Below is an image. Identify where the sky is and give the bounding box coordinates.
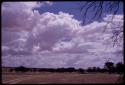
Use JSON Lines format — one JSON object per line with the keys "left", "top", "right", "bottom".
{"left": 2, "top": 1, "right": 123, "bottom": 69}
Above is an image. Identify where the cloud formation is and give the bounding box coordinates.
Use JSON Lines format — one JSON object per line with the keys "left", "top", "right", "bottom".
{"left": 2, "top": 2, "right": 52, "bottom": 31}
{"left": 2, "top": 2, "right": 123, "bottom": 68}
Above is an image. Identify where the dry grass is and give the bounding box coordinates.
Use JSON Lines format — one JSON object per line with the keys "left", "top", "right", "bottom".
{"left": 2, "top": 72, "right": 122, "bottom": 84}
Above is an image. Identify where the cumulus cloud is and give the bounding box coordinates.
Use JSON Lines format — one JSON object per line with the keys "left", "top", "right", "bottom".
{"left": 2, "top": 2, "right": 123, "bottom": 68}
{"left": 2, "top": 2, "right": 53, "bottom": 31}
{"left": 103, "top": 14, "right": 123, "bottom": 22}
{"left": 24, "top": 11, "right": 81, "bottom": 52}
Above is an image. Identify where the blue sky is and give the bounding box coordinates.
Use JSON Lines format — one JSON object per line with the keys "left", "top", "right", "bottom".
{"left": 35, "top": 2, "right": 83, "bottom": 20}
{"left": 35, "top": 1, "right": 123, "bottom": 24}
{"left": 2, "top": 1, "right": 123, "bottom": 68}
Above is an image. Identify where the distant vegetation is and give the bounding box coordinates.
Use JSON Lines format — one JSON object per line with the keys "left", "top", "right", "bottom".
{"left": 7, "top": 61, "right": 124, "bottom": 74}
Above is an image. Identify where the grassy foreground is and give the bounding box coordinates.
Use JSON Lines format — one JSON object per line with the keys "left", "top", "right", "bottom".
{"left": 2, "top": 72, "right": 123, "bottom": 84}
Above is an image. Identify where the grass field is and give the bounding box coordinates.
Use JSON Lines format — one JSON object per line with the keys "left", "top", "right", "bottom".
{"left": 2, "top": 72, "right": 122, "bottom": 84}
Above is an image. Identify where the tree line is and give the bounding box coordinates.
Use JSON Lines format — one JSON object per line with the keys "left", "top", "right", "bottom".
{"left": 9, "top": 61, "right": 124, "bottom": 74}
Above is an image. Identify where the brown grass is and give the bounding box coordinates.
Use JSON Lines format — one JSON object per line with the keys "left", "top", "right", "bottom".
{"left": 2, "top": 72, "right": 121, "bottom": 84}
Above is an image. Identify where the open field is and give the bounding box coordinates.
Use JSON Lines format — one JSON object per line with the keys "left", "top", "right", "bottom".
{"left": 2, "top": 72, "right": 122, "bottom": 84}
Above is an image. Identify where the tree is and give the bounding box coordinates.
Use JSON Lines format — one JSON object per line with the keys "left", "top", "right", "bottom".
{"left": 104, "top": 61, "right": 115, "bottom": 73}
{"left": 77, "top": 68, "right": 85, "bottom": 74}
{"left": 96, "top": 67, "right": 101, "bottom": 72}
{"left": 87, "top": 67, "right": 93, "bottom": 72}
{"left": 15, "top": 66, "right": 29, "bottom": 72}
{"left": 80, "top": 1, "right": 122, "bottom": 23}
{"left": 80, "top": 1, "right": 123, "bottom": 46}
{"left": 92, "top": 67, "right": 97, "bottom": 72}
{"left": 115, "top": 62, "right": 124, "bottom": 73}
{"left": 67, "top": 67, "right": 75, "bottom": 72}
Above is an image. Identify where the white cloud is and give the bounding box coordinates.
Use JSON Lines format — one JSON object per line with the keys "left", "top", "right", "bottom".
{"left": 2, "top": 2, "right": 53, "bottom": 32}
{"left": 2, "top": 2, "right": 123, "bottom": 68}
{"left": 103, "top": 14, "right": 123, "bottom": 22}
{"left": 24, "top": 11, "right": 82, "bottom": 52}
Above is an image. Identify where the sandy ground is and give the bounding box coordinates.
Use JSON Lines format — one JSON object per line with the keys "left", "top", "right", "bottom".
{"left": 2, "top": 72, "right": 122, "bottom": 84}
